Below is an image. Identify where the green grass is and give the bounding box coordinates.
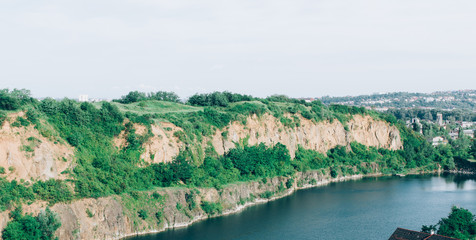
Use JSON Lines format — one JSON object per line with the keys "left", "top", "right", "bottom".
{"left": 467, "top": 159, "right": 476, "bottom": 163}
{"left": 94, "top": 100, "right": 203, "bottom": 115}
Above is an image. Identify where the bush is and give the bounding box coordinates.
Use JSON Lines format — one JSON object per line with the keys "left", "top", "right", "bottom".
{"left": 2, "top": 207, "right": 61, "bottom": 240}
{"left": 86, "top": 209, "right": 94, "bottom": 218}
{"left": 286, "top": 178, "right": 294, "bottom": 189}
{"left": 260, "top": 191, "right": 274, "bottom": 199}
{"left": 32, "top": 180, "right": 73, "bottom": 205}
{"left": 330, "top": 168, "right": 338, "bottom": 178}
{"left": 200, "top": 201, "right": 223, "bottom": 216}
{"left": 152, "top": 192, "right": 161, "bottom": 199}
{"left": 185, "top": 192, "right": 196, "bottom": 210}
{"left": 138, "top": 209, "right": 148, "bottom": 220}
{"left": 0, "top": 111, "right": 7, "bottom": 126}
{"left": 155, "top": 211, "right": 163, "bottom": 223}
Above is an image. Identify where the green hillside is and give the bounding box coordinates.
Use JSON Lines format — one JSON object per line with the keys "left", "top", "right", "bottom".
{"left": 0, "top": 89, "right": 475, "bottom": 239}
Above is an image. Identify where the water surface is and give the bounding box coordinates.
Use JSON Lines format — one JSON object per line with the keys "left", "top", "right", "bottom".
{"left": 127, "top": 174, "right": 476, "bottom": 240}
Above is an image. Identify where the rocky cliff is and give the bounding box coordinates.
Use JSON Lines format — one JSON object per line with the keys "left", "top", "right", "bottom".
{"left": 0, "top": 112, "right": 403, "bottom": 240}
{"left": 133, "top": 114, "right": 402, "bottom": 164}
{"left": 0, "top": 112, "right": 74, "bottom": 181}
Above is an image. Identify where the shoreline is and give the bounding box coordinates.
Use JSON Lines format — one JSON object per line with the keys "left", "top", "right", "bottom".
{"left": 121, "top": 170, "right": 476, "bottom": 240}
{"left": 120, "top": 173, "right": 383, "bottom": 240}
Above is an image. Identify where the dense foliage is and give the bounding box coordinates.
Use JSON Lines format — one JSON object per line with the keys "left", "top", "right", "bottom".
{"left": 387, "top": 108, "right": 476, "bottom": 122}
{"left": 187, "top": 92, "right": 253, "bottom": 107}
{"left": 2, "top": 207, "right": 61, "bottom": 240}
{"left": 0, "top": 89, "right": 37, "bottom": 111}
{"left": 114, "top": 91, "right": 181, "bottom": 104}
{"left": 422, "top": 206, "right": 476, "bottom": 239}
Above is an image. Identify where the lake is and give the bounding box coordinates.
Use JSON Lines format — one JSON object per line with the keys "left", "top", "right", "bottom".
{"left": 126, "top": 174, "right": 476, "bottom": 240}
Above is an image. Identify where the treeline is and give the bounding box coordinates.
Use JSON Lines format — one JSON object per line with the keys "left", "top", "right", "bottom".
{"left": 187, "top": 92, "right": 254, "bottom": 107}
{"left": 387, "top": 108, "right": 476, "bottom": 122}
{"left": 114, "top": 91, "right": 181, "bottom": 104}
{"left": 0, "top": 89, "right": 37, "bottom": 111}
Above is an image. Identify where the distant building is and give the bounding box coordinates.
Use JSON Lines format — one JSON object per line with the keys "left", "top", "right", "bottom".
{"left": 463, "top": 129, "right": 474, "bottom": 138}
{"left": 79, "top": 95, "right": 89, "bottom": 102}
{"left": 388, "top": 228, "right": 458, "bottom": 240}
{"left": 449, "top": 132, "right": 459, "bottom": 140}
{"left": 432, "top": 136, "right": 447, "bottom": 146}
{"left": 436, "top": 113, "right": 443, "bottom": 126}
{"left": 461, "top": 121, "right": 474, "bottom": 128}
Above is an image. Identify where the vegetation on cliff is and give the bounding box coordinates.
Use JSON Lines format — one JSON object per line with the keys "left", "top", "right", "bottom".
{"left": 0, "top": 88, "right": 474, "bottom": 238}
{"left": 0, "top": 89, "right": 470, "bottom": 203}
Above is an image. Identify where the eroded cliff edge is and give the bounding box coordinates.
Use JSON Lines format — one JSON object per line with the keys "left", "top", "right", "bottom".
{"left": 0, "top": 113, "right": 402, "bottom": 239}
{"left": 127, "top": 114, "right": 402, "bottom": 164}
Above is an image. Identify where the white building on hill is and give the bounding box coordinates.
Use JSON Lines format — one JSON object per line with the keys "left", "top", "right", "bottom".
{"left": 79, "top": 95, "right": 89, "bottom": 102}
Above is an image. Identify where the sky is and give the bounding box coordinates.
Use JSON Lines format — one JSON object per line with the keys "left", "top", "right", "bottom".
{"left": 1, "top": 0, "right": 475, "bottom": 100}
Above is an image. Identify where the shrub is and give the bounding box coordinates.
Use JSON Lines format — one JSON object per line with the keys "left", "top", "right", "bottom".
{"left": 260, "top": 191, "right": 274, "bottom": 199}
{"left": 32, "top": 180, "right": 73, "bottom": 205}
{"left": 0, "top": 111, "right": 6, "bottom": 126}
{"left": 185, "top": 192, "right": 196, "bottom": 210}
{"left": 155, "top": 211, "right": 163, "bottom": 223}
{"left": 286, "top": 178, "right": 294, "bottom": 189}
{"left": 200, "top": 201, "right": 223, "bottom": 216}
{"left": 330, "top": 168, "right": 338, "bottom": 178}
{"left": 86, "top": 209, "right": 94, "bottom": 218}
{"left": 138, "top": 209, "right": 148, "bottom": 220}
{"left": 152, "top": 192, "right": 161, "bottom": 199}
{"left": 2, "top": 207, "right": 61, "bottom": 240}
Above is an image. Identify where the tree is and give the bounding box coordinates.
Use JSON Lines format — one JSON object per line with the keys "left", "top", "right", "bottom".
{"left": 36, "top": 207, "right": 61, "bottom": 240}
{"left": 2, "top": 207, "right": 61, "bottom": 240}
{"left": 437, "top": 206, "right": 476, "bottom": 239}
{"left": 422, "top": 206, "right": 476, "bottom": 239}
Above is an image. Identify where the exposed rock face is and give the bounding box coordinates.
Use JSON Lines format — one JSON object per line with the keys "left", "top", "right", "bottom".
{"left": 138, "top": 114, "right": 402, "bottom": 164}
{"left": 0, "top": 112, "right": 403, "bottom": 240}
{"left": 0, "top": 112, "right": 74, "bottom": 181}
{"left": 0, "top": 171, "right": 377, "bottom": 240}
{"left": 211, "top": 114, "right": 401, "bottom": 158}
{"left": 140, "top": 123, "right": 184, "bottom": 163}
{"left": 51, "top": 198, "right": 128, "bottom": 240}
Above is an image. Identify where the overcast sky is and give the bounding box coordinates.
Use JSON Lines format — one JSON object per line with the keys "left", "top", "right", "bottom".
{"left": 1, "top": 0, "right": 475, "bottom": 100}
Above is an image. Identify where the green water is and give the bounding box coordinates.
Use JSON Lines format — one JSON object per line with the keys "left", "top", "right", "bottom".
{"left": 126, "top": 174, "right": 476, "bottom": 240}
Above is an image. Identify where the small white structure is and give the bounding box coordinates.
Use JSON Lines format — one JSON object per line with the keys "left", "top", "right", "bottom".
{"left": 432, "top": 136, "right": 446, "bottom": 146}
{"left": 79, "top": 95, "right": 89, "bottom": 102}
{"left": 461, "top": 122, "right": 474, "bottom": 128}
{"left": 449, "top": 132, "right": 459, "bottom": 140}
{"left": 463, "top": 129, "right": 474, "bottom": 138}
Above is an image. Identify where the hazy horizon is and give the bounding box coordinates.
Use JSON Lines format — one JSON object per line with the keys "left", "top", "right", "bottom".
{"left": 1, "top": 0, "right": 475, "bottom": 99}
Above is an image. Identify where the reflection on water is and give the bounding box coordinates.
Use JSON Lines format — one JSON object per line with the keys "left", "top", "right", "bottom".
{"left": 443, "top": 173, "right": 476, "bottom": 189}
{"left": 424, "top": 174, "right": 476, "bottom": 191}
{"left": 126, "top": 174, "right": 476, "bottom": 240}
